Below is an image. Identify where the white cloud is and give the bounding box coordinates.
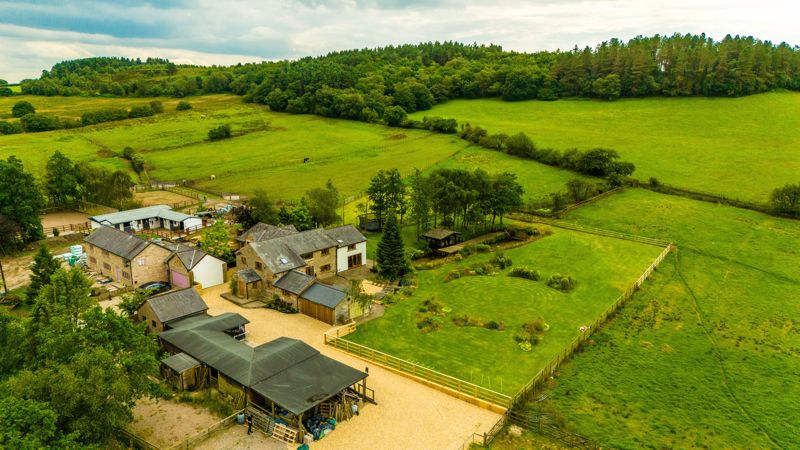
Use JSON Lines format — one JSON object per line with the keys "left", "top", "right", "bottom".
{"left": 1, "top": 0, "right": 799, "bottom": 82}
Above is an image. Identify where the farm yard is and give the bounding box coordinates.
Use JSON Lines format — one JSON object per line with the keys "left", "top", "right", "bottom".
{"left": 512, "top": 189, "right": 800, "bottom": 448}
{"left": 0, "top": 94, "right": 580, "bottom": 202}
{"left": 348, "top": 226, "right": 665, "bottom": 395}
{"left": 410, "top": 92, "right": 800, "bottom": 203}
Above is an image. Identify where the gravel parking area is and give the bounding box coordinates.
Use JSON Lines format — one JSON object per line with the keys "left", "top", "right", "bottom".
{"left": 200, "top": 284, "right": 501, "bottom": 450}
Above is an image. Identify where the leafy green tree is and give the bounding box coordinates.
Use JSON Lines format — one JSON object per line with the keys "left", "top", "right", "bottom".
{"left": 199, "top": 220, "right": 233, "bottom": 262}
{"left": 505, "top": 132, "right": 536, "bottom": 158}
{"left": 44, "top": 151, "right": 82, "bottom": 206}
{"left": 248, "top": 190, "right": 279, "bottom": 225}
{"left": 770, "top": 183, "right": 800, "bottom": 216}
{"left": 306, "top": 179, "right": 339, "bottom": 227}
{"left": 290, "top": 199, "right": 315, "bottom": 231}
{"left": 118, "top": 289, "right": 152, "bottom": 318}
{"left": 0, "top": 396, "right": 78, "bottom": 449}
{"left": 0, "top": 214, "right": 23, "bottom": 254}
{"left": 11, "top": 100, "right": 35, "bottom": 118}
{"left": 26, "top": 245, "right": 62, "bottom": 304}
{"left": 375, "top": 213, "right": 409, "bottom": 280}
{"left": 592, "top": 74, "right": 621, "bottom": 100}
{"left": 368, "top": 170, "right": 390, "bottom": 229}
{"left": 208, "top": 124, "right": 232, "bottom": 140}
{"left": 382, "top": 105, "right": 407, "bottom": 126}
{"left": 0, "top": 156, "right": 45, "bottom": 242}
{"left": 489, "top": 172, "right": 524, "bottom": 225}
{"left": 148, "top": 100, "right": 164, "bottom": 113}
{"left": 0, "top": 121, "right": 23, "bottom": 135}
{"left": 409, "top": 168, "right": 431, "bottom": 239}
{"left": 277, "top": 205, "right": 293, "bottom": 226}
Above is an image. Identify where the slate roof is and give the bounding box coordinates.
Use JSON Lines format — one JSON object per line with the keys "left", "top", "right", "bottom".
{"left": 159, "top": 242, "right": 217, "bottom": 270}
{"left": 273, "top": 270, "right": 315, "bottom": 295}
{"left": 325, "top": 225, "right": 366, "bottom": 247}
{"left": 84, "top": 226, "right": 150, "bottom": 259}
{"left": 161, "top": 352, "right": 200, "bottom": 373}
{"left": 277, "top": 228, "right": 338, "bottom": 255}
{"left": 423, "top": 228, "right": 459, "bottom": 240}
{"left": 144, "top": 288, "right": 209, "bottom": 324}
{"left": 249, "top": 240, "right": 307, "bottom": 274}
{"left": 236, "top": 268, "right": 262, "bottom": 283}
{"left": 237, "top": 223, "right": 298, "bottom": 243}
{"left": 300, "top": 282, "right": 347, "bottom": 308}
{"left": 89, "top": 204, "right": 196, "bottom": 226}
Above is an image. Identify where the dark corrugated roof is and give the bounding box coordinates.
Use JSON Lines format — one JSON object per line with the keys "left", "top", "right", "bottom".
{"left": 301, "top": 282, "right": 346, "bottom": 308}
{"left": 251, "top": 348, "right": 367, "bottom": 415}
{"left": 423, "top": 228, "right": 459, "bottom": 240}
{"left": 145, "top": 288, "right": 209, "bottom": 324}
{"left": 168, "top": 311, "right": 248, "bottom": 331}
{"left": 237, "top": 268, "right": 262, "bottom": 283}
{"left": 84, "top": 226, "right": 150, "bottom": 259}
{"left": 161, "top": 352, "right": 200, "bottom": 373}
{"left": 325, "top": 225, "right": 366, "bottom": 247}
{"left": 237, "top": 223, "right": 298, "bottom": 243}
{"left": 274, "top": 270, "right": 315, "bottom": 295}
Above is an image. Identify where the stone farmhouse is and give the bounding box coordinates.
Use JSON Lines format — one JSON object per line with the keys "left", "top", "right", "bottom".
{"left": 84, "top": 226, "right": 172, "bottom": 288}
{"left": 89, "top": 204, "right": 202, "bottom": 233}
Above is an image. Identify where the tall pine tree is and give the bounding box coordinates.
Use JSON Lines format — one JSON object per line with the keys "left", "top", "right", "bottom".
{"left": 376, "top": 213, "right": 409, "bottom": 281}
{"left": 26, "top": 245, "right": 61, "bottom": 303}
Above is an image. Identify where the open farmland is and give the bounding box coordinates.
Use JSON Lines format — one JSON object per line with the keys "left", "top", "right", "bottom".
{"left": 514, "top": 189, "right": 800, "bottom": 448}
{"left": 0, "top": 95, "right": 582, "bottom": 201}
{"left": 348, "top": 227, "right": 663, "bottom": 395}
{"left": 410, "top": 92, "right": 800, "bottom": 203}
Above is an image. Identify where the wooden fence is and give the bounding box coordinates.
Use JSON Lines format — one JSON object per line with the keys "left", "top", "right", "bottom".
{"left": 164, "top": 411, "right": 243, "bottom": 450}
{"left": 116, "top": 428, "right": 161, "bottom": 450}
{"left": 146, "top": 223, "right": 210, "bottom": 239}
{"left": 45, "top": 221, "right": 92, "bottom": 237}
{"left": 324, "top": 331, "right": 512, "bottom": 411}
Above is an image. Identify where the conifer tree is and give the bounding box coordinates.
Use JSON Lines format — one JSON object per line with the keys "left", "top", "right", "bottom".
{"left": 376, "top": 213, "right": 409, "bottom": 280}
{"left": 26, "top": 245, "right": 61, "bottom": 303}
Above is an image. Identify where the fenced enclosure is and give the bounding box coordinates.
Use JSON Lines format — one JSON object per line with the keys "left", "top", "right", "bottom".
{"left": 118, "top": 410, "right": 244, "bottom": 450}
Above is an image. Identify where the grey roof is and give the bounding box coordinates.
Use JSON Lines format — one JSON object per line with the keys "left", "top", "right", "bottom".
{"left": 237, "top": 268, "right": 262, "bottom": 283}
{"left": 325, "top": 225, "right": 366, "bottom": 247}
{"left": 301, "top": 282, "right": 347, "bottom": 308}
{"left": 423, "top": 228, "right": 459, "bottom": 240}
{"left": 168, "top": 311, "right": 247, "bottom": 331}
{"left": 251, "top": 346, "right": 368, "bottom": 415}
{"left": 84, "top": 226, "right": 150, "bottom": 259}
{"left": 161, "top": 352, "right": 200, "bottom": 373}
{"left": 159, "top": 242, "right": 218, "bottom": 270}
{"left": 274, "top": 270, "right": 315, "bottom": 295}
{"left": 276, "top": 228, "right": 338, "bottom": 256}
{"left": 237, "top": 223, "right": 298, "bottom": 243}
{"left": 144, "top": 288, "right": 209, "bottom": 324}
{"left": 249, "top": 240, "right": 307, "bottom": 274}
{"left": 90, "top": 205, "right": 196, "bottom": 225}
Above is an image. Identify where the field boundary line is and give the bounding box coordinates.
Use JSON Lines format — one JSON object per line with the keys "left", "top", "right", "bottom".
{"left": 508, "top": 213, "right": 672, "bottom": 247}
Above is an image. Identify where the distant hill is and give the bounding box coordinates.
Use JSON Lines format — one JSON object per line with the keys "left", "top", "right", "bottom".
{"left": 17, "top": 34, "right": 800, "bottom": 125}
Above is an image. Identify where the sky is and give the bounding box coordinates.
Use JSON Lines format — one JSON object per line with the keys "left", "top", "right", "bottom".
{"left": 1, "top": 0, "right": 799, "bottom": 82}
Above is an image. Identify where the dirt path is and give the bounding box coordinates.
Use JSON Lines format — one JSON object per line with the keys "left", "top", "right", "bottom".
{"left": 129, "top": 397, "right": 223, "bottom": 448}
{"left": 200, "top": 285, "right": 501, "bottom": 450}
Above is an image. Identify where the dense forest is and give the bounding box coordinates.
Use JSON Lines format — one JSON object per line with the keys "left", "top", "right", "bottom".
{"left": 18, "top": 34, "right": 800, "bottom": 118}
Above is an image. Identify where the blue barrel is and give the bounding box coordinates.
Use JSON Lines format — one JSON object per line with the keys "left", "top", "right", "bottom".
{"left": 237, "top": 412, "right": 245, "bottom": 424}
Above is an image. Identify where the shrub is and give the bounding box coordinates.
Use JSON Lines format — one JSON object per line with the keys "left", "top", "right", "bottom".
{"left": 176, "top": 100, "right": 193, "bottom": 111}
{"left": 81, "top": 108, "right": 128, "bottom": 126}
{"left": 11, "top": 100, "right": 35, "bottom": 118}
{"left": 208, "top": 124, "right": 232, "bottom": 140}
{"left": 489, "top": 251, "right": 512, "bottom": 269}
{"left": 0, "top": 120, "right": 23, "bottom": 135}
{"left": 128, "top": 104, "right": 155, "bottom": 118}
{"left": 523, "top": 318, "right": 549, "bottom": 334}
{"left": 509, "top": 266, "right": 540, "bottom": 280}
{"left": 52, "top": 227, "right": 59, "bottom": 237}
{"left": 484, "top": 320, "right": 505, "bottom": 330}
{"left": 547, "top": 273, "right": 577, "bottom": 292}
{"left": 416, "top": 315, "right": 443, "bottom": 333}
{"left": 264, "top": 294, "right": 298, "bottom": 313}
{"left": 121, "top": 146, "right": 136, "bottom": 160}
{"left": 20, "top": 113, "right": 61, "bottom": 132}
{"left": 518, "top": 341, "right": 533, "bottom": 352}
{"left": 149, "top": 100, "right": 164, "bottom": 113}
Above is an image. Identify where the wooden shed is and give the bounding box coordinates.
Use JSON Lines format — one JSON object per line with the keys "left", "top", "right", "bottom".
{"left": 298, "top": 282, "right": 347, "bottom": 325}
{"left": 161, "top": 352, "right": 201, "bottom": 391}
{"left": 422, "top": 228, "right": 460, "bottom": 249}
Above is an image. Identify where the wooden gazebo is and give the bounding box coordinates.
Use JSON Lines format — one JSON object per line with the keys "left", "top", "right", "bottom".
{"left": 422, "top": 228, "right": 460, "bottom": 249}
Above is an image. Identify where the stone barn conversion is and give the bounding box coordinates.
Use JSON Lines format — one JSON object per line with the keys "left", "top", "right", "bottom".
{"left": 84, "top": 226, "right": 171, "bottom": 288}
{"left": 158, "top": 241, "right": 227, "bottom": 289}
{"left": 137, "top": 288, "right": 209, "bottom": 334}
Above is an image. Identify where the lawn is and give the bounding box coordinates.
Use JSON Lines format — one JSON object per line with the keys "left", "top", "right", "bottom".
{"left": 410, "top": 92, "right": 800, "bottom": 203}
{"left": 347, "top": 227, "right": 663, "bottom": 395}
{"left": 0, "top": 95, "right": 581, "bottom": 203}
{"left": 518, "top": 189, "right": 800, "bottom": 448}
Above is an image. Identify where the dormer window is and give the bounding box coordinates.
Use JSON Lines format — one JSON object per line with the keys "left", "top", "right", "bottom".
{"left": 279, "top": 257, "right": 289, "bottom": 264}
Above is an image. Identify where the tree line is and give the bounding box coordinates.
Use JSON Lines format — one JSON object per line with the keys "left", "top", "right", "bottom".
{"left": 17, "top": 35, "right": 800, "bottom": 116}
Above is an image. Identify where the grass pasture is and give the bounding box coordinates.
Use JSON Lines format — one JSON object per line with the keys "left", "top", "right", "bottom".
{"left": 348, "top": 227, "right": 663, "bottom": 395}
{"left": 410, "top": 92, "right": 800, "bottom": 203}
{"left": 519, "top": 189, "right": 800, "bottom": 448}
{"left": 0, "top": 94, "right": 580, "bottom": 202}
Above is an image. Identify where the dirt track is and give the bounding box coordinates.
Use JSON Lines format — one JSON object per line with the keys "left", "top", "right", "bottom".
{"left": 199, "top": 285, "right": 501, "bottom": 450}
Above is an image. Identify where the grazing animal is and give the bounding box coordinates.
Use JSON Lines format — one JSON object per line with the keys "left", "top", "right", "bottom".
{"left": 210, "top": 174, "right": 216, "bottom": 180}
{"left": 303, "top": 157, "right": 310, "bottom": 163}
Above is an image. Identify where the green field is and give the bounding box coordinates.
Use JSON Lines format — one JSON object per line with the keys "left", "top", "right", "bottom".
{"left": 348, "top": 228, "right": 663, "bottom": 395}
{"left": 0, "top": 95, "right": 580, "bottom": 202}
{"left": 410, "top": 92, "right": 800, "bottom": 203}
{"left": 520, "top": 189, "right": 800, "bottom": 448}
